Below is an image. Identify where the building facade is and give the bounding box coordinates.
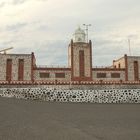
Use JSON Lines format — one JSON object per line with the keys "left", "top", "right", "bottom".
{"left": 0, "top": 27, "right": 140, "bottom": 84}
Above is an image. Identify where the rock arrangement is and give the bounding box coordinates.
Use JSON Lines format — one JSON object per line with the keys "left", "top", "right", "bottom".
{"left": 0, "top": 88, "right": 140, "bottom": 103}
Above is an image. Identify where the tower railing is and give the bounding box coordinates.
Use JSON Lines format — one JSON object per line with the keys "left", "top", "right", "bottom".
{"left": 36, "top": 65, "right": 70, "bottom": 68}
{"left": 93, "top": 66, "right": 112, "bottom": 68}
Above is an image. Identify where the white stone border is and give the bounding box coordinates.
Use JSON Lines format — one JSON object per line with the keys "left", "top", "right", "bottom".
{"left": 0, "top": 88, "right": 140, "bottom": 103}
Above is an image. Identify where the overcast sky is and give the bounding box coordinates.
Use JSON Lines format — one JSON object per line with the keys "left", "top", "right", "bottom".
{"left": 0, "top": 0, "right": 140, "bottom": 67}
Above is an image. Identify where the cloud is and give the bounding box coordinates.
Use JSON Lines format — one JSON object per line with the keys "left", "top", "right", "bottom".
{"left": 0, "top": 2, "right": 6, "bottom": 8}
{"left": 12, "top": 0, "right": 48, "bottom": 5}
{"left": 5, "top": 22, "right": 27, "bottom": 32}
{"left": 12, "top": 0, "right": 27, "bottom": 5}
{"left": 0, "top": 0, "right": 48, "bottom": 8}
{"left": 0, "top": 0, "right": 140, "bottom": 67}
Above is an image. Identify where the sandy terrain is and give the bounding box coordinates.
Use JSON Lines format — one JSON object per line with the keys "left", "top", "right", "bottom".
{"left": 0, "top": 97, "right": 140, "bottom": 140}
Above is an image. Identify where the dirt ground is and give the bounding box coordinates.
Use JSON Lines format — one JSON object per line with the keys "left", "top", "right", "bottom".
{"left": 0, "top": 97, "right": 140, "bottom": 140}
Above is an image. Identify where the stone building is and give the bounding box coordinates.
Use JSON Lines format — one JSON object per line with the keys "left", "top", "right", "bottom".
{"left": 0, "top": 27, "right": 140, "bottom": 84}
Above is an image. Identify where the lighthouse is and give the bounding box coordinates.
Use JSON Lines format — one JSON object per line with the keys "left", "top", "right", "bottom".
{"left": 68, "top": 27, "right": 92, "bottom": 81}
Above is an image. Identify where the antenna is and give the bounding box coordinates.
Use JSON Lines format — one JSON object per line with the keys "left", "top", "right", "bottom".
{"left": 128, "top": 38, "right": 131, "bottom": 56}
{"left": 83, "top": 24, "right": 91, "bottom": 43}
{"left": 0, "top": 47, "right": 13, "bottom": 54}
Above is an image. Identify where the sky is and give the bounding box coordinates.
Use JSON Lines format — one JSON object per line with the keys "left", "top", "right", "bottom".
{"left": 0, "top": 0, "right": 140, "bottom": 67}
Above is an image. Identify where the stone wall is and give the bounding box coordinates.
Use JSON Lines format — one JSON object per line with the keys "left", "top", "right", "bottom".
{"left": 127, "top": 56, "right": 140, "bottom": 81}
{"left": 92, "top": 70, "right": 125, "bottom": 81}
{"left": 0, "top": 54, "right": 32, "bottom": 81}
{"left": 113, "top": 57, "right": 125, "bottom": 68}
{"left": 1, "top": 84, "right": 140, "bottom": 89}
{"left": 1, "top": 53, "right": 140, "bottom": 83}
{"left": 34, "top": 70, "right": 71, "bottom": 81}
{"left": 0, "top": 87, "right": 140, "bottom": 103}
{"left": 72, "top": 43, "right": 91, "bottom": 77}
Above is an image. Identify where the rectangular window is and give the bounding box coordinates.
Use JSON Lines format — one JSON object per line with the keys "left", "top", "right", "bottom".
{"left": 118, "top": 63, "right": 121, "bottom": 68}
{"left": 40, "top": 73, "right": 50, "bottom": 78}
{"left": 6, "top": 59, "right": 12, "bottom": 81}
{"left": 111, "top": 73, "right": 120, "bottom": 78}
{"left": 134, "top": 61, "right": 139, "bottom": 81}
{"left": 79, "top": 50, "right": 84, "bottom": 77}
{"left": 97, "top": 73, "right": 106, "bottom": 78}
{"left": 18, "top": 59, "right": 24, "bottom": 81}
{"left": 55, "top": 73, "right": 65, "bottom": 78}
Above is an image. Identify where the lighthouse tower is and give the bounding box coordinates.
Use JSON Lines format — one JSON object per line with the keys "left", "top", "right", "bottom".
{"left": 68, "top": 27, "right": 92, "bottom": 81}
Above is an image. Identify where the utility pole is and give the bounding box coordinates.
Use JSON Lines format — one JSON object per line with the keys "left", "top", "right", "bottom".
{"left": 83, "top": 24, "right": 91, "bottom": 43}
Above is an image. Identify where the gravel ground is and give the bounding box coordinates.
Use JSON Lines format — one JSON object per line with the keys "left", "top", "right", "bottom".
{"left": 0, "top": 97, "right": 140, "bottom": 140}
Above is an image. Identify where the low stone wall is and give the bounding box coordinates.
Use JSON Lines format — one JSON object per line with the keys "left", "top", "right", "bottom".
{"left": 1, "top": 84, "right": 140, "bottom": 89}
{"left": 0, "top": 88, "right": 140, "bottom": 103}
